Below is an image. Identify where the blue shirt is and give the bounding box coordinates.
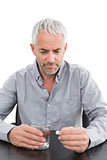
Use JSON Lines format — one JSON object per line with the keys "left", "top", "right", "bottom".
{"left": 0, "top": 60, "right": 107, "bottom": 149}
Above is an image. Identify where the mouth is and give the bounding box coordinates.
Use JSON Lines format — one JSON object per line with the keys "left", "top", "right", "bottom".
{"left": 44, "top": 63, "right": 57, "bottom": 69}
{"left": 45, "top": 65, "right": 56, "bottom": 69}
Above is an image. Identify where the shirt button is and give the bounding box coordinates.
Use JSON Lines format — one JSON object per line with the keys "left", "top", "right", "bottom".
{"left": 47, "top": 104, "right": 50, "bottom": 107}
{"left": 43, "top": 89, "right": 46, "bottom": 92}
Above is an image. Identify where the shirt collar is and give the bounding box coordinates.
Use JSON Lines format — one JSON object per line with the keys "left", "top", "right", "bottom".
{"left": 55, "top": 61, "right": 65, "bottom": 83}
{"left": 33, "top": 60, "right": 41, "bottom": 80}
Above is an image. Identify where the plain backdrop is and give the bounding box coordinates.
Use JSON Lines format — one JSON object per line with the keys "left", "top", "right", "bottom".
{"left": 0, "top": 0, "right": 107, "bottom": 123}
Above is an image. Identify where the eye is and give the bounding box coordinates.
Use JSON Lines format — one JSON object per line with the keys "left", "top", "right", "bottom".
{"left": 53, "top": 50, "right": 59, "bottom": 53}
{"left": 53, "top": 49, "right": 61, "bottom": 54}
{"left": 40, "top": 50, "right": 49, "bottom": 54}
{"left": 40, "top": 51, "right": 48, "bottom": 54}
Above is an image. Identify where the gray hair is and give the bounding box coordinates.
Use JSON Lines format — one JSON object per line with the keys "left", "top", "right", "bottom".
{"left": 32, "top": 18, "right": 67, "bottom": 45}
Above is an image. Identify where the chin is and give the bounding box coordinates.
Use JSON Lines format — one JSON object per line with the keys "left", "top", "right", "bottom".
{"left": 44, "top": 69, "right": 58, "bottom": 75}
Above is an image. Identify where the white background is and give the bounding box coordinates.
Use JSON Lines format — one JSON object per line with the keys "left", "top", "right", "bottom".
{"left": 0, "top": 0, "right": 107, "bottom": 123}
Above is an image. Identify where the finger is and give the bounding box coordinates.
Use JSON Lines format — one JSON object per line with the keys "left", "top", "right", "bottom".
{"left": 23, "top": 131, "right": 46, "bottom": 142}
{"left": 20, "top": 124, "right": 43, "bottom": 136}
{"left": 60, "top": 140, "right": 87, "bottom": 147}
{"left": 58, "top": 134, "right": 87, "bottom": 141}
{"left": 17, "top": 136, "right": 45, "bottom": 147}
{"left": 63, "top": 145, "right": 85, "bottom": 153}
{"left": 60, "top": 127, "right": 86, "bottom": 135}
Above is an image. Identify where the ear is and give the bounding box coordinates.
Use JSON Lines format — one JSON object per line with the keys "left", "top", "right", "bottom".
{"left": 63, "top": 43, "right": 67, "bottom": 54}
{"left": 30, "top": 43, "right": 36, "bottom": 56}
{"left": 64, "top": 43, "right": 67, "bottom": 51}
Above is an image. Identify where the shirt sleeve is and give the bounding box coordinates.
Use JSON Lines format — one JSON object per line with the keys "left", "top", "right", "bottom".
{"left": 0, "top": 73, "right": 17, "bottom": 142}
{"left": 80, "top": 69, "right": 107, "bottom": 149}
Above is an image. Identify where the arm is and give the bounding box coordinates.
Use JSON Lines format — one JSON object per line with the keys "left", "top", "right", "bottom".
{"left": 81, "top": 70, "right": 107, "bottom": 149}
{"left": 58, "top": 69, "right": 107, "bottom": 152}
{"left": 0, "top": 73, "right": 47, "bottom": 149}
{"left": 0, "top": 73, "right": 17, "bottom": 142}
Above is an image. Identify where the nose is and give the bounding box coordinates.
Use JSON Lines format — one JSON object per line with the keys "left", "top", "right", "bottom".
{"left": 47, "top": 52, "right": 55, "bottom": 63}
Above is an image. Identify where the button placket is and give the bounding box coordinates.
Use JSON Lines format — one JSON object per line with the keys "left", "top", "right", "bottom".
{"left": 47, "top": 104, "right": 50, "bottom": 107}
{"left": 43, "top": 88, "right": 46, "bottom": 92}
{"left": 46, "top": 103, "right": 51, "bottom": 125}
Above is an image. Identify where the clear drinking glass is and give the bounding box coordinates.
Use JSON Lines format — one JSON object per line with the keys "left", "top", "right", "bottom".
{"left": 31, "top": 122, "right": 50, "bottom": 150}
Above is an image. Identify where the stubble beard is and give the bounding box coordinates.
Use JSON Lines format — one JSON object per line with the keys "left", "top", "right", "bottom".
{"left": 41, "top": 63, "right": 60, "bottom": 75}
{"left": 36, "top": 59, "right": 61, "bottom": 75}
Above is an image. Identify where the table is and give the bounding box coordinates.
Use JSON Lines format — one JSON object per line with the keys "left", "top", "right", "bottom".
{"left": 0, "top": 131, "right": 107, "bottom": 160}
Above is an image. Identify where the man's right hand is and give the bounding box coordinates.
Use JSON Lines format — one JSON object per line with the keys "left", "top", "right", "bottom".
{"left": 8, "top": 124, "right": 46, "bottom": 149}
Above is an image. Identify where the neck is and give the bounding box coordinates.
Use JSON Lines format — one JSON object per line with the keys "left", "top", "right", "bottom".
{"left": 42, "top": 73, "right": 56, "bottom": 82}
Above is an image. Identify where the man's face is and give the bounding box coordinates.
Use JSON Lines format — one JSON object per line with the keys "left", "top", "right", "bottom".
{"left": 34, "top": 31, "right": 67, "bottom": 75}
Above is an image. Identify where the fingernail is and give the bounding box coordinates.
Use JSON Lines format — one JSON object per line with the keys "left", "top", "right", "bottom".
{"left": 59, "top": 132, "right": 62, "bottom": 136}
{"left": 58, "top": 136, "right": 60, "bottom": 140}
{"left": 40, "top": 143, "right": 44, "bottom": 145}
{"left": 35, "top": 146, "right": 39, "bottom": 149}
{"left": 42, "top": 138, "right": 46, "bottom": 142}
{"left": 40, "top": 132, "right": 43, "bottom": 136}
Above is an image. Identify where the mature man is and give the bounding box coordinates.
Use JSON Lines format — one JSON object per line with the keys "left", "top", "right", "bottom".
{"left": 0, "top": 18, "right": 107, "bottom": 153}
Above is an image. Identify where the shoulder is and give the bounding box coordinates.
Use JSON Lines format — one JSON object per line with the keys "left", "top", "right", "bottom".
{"left": 64, "top": 61, "right": 91, "bottom": 86}
{"left": 9, "top": 63, "right": 35, "bottom": 82}
{"left": 16, "top": 63, "right": 34, "bottom": 76}
{"left": 6, "top": 63, "right": 34, "bottom": 82}
{"left": 64, "top": 61, "right": 89, "bottom": 76}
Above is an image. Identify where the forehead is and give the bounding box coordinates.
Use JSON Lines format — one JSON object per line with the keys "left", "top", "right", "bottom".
{"left": 36, "top": 31, "right": 64, "bottom": 48}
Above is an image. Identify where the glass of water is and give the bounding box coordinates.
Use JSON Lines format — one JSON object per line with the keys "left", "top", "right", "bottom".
{"left": 31, "top": 122, "right": 50, "bottom": 150}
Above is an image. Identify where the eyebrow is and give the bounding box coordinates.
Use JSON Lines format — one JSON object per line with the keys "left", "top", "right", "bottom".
{"left": 53, "top": 48, "right": 62, "bottom": 51}
{"left": 39, "top": 48, "right": 62, "bottom": 51}
{"left": 39, "top": 48, "right": 49, "bottom": 52}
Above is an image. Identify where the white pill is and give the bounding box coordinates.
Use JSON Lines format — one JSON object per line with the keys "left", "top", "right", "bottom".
{"left": 56, "top": 130, "right": 60, "bottom": 135}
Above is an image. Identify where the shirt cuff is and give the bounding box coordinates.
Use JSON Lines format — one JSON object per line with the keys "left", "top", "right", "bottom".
{"left": 86, "top": 128, "right": 106, "bottom": 149}
{"left": 0, "top": 122, "right": 16, "bottom": 142}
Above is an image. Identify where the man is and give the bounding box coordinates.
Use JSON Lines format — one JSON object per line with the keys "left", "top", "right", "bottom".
{"left": 0, "top": 18, "right": 107, "bottom": 153}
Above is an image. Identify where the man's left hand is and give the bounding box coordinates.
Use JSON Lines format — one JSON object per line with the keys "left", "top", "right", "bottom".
{"left": 58, "top": 127, "right": 90, "bottom": 153}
